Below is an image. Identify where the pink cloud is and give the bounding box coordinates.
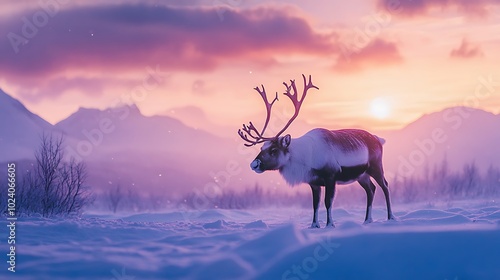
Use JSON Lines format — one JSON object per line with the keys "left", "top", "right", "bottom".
{"left": 450, "top": 39, "right": 484, "bottom": 59}
{"left": 334, "top": 39, "right": 403, "bottom": 73}
{"left": 377, "top": 0, "right": 500, "bottom": 17}
{"left": 0, "top": 4, "right": 336, "bottom": 80}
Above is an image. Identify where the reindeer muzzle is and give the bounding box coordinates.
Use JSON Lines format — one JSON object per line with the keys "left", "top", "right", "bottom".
{"left": 251, "top": 159, "right": 264, "bottom": 173}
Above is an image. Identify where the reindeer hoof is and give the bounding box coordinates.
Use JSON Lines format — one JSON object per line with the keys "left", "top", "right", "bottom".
{"left": 388, "top": 215, "right": 397, "bottom": 221}
{"left": 310, "top": 222, "right": 321, "bottom": 228}
{"left": 363, "top": 218, "right": 373, "bottom": 225}
{"left": 325, "top": 222, "right": 335, "bottom": 228}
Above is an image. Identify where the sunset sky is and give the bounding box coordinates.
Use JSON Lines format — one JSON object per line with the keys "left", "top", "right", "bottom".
{"left": 1, "top": 0, "right": 499, "bottom": 135}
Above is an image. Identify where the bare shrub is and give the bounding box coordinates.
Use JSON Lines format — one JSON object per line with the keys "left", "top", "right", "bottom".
{"left": 16, "top": 134, "right": 93, "bottom": 216}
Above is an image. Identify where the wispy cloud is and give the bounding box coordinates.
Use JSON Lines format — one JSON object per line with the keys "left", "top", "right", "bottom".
{"left": 14, "top": 77, "right": 138, "bottom": 103}
{"left": 376, "top": 0, "right": 500, "bottom": 17}
{"left": 334, "top": 39, "right": 403, "bottom": 73}
{"left": 450, "top": 38, "right": 484, "bottom": 59}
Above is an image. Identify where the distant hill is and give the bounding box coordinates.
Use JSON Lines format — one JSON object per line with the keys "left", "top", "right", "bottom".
{"left": 55, "top": 104, "right": 227, "bottom": 158}
{"left": 53, "top": 103, "right": 239, "bottom": 195}
{"left": 381, "top": 107, "right": 500, "bottom": 178}
{"left": 0, "top": 88, "right": 57, "bottom": 160}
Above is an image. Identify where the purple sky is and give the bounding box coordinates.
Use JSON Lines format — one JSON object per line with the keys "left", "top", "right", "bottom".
{"left": 1, "top": 0, "right": 499, "bottom": 132}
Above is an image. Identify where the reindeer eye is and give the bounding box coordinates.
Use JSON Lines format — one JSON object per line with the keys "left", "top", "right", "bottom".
{"left": 270, "top": 148, "right": 278, "bottom": 156}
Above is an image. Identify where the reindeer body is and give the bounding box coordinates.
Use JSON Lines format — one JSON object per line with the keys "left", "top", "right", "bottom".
{"left": 279, "top": 128, "right": 376, "bottom": 186}
{"left": 251, "top": 128, "right": 395, "bottom": 227}
{"left": 239, "top": 75, "right": 395, "bottom": 228}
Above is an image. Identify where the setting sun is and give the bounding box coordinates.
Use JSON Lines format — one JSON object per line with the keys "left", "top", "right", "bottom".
{"left": 370, "top": 97, "right": 391, "bottom": 119}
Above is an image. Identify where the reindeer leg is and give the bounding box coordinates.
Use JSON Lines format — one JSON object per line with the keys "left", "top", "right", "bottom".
{"left": 310, "top": 184, "right": 321, "bottom": 228}
{"left": 379, "top": 177, "right": 396, "bottom": 220}
{"left": 369, "top": 165, "right": 396, "bottom": 221}
{"left": 325, "top": 181, "right": 336, "bottom": 227}
{"left": 357, "top": 174, "right": 375, "bottom": 224}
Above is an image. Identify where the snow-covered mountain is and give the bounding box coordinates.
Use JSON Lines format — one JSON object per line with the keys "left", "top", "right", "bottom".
{"left": 55, "top": 104, "right": 227, "bottom": 158}
{"left": 53, "top": 103, "right": 240, "bottom": 195}
{"left": 381, "top": 107, "right": 500, "bottom": 177}
{"left": 0, "top": 89, "right": 57, "bottom": 160}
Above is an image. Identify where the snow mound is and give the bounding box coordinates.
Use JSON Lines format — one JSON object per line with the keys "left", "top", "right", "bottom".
{"left": 256, "top": 227, "right": 500, "bottom": 280}
{"left": 402, "top": 209, "right": 454, "bottom": 219}
{"left": 234, "top": 224, "right": 306, "bottom": 270}
{"left": 244, "top": 220, "right": 268, "bottom": 229}
{"left": 336, "top": 220, "right": 364, "bottom": 230}
{"left": 198, "top": 209, "right": 228, "bottom": 220}
{"left": 202, "top": 219, "right": 229, "bottom": 229}
{"left": 122, "top": 212, "right": 186, "bottom": 222}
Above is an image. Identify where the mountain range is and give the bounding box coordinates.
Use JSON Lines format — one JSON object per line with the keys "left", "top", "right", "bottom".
{"left": 1, "top": 88, "right": 499, "bottom": 195}
{"left": 382, "top": 107, "right": 500, "bottom": 178}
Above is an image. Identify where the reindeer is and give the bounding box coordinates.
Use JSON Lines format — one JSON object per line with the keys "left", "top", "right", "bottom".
{"left": 238, "top": 74, "right": 395, "bottom": 228}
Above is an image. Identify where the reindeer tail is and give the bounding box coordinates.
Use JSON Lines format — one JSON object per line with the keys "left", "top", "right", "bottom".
{"left": 375, "top": 135, "right": 386, "bottom": 145}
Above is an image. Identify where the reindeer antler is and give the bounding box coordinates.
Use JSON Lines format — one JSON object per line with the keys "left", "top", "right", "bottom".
{"left": 238, "top": 85, "right": 279, "bottom": 147}
{"left": 238, "top": 74, "right": 319, "bottom": 146}
{"left": 275, "top": 74, "right": 319, "bottom": 137}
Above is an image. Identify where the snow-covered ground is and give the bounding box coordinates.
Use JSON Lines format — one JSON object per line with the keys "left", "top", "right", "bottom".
{"left": 4, "top": 200, "right": 500, "bottom": 280}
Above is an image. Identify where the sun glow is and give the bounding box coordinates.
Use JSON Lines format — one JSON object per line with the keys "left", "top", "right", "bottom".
{"left": 370, "top": 97, "right": 391, "bottom": 119}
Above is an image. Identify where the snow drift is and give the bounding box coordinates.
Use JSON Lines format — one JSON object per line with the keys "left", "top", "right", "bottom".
{"left": 4, "top": 201, "right": 500, "bottom": 280}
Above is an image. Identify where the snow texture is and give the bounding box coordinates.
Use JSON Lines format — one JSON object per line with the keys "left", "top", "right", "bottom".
{"left": 3, "top": 201, "right": 500, "bottom": 280}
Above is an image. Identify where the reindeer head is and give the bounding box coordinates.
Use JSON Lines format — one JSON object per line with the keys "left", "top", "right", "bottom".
{"left": 238, "top": 74, "right": 318, "bottom": 173}
{"left": 250, "top": 135, "right": 291, "bottom": 173}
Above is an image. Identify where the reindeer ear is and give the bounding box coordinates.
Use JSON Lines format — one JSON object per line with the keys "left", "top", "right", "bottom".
{"left": 280, "top": 134, "right": 291, "bottom": 148}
